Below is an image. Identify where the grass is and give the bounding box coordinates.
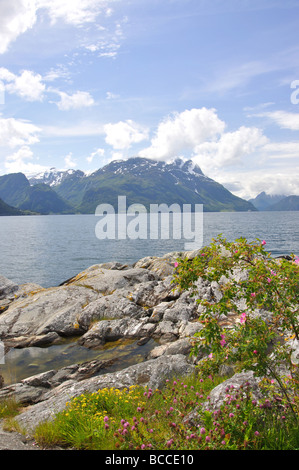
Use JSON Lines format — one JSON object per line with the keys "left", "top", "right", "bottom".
{"left": 32, "top": 372, "right": 299, "bottom": 450}
{"left": 0, "top": 397, "right": 21, "bottom": 420}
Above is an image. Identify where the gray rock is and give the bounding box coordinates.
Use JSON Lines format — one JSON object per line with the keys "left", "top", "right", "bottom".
{"left": 0, "top": 358, "right": 116, "bottom": 405}
{"left": 0, "top": 275, "right": 19, "bottom": 301}
{"left": 0, "top": 424, "right": 40, "bottom": 450}
{"left": 147, "top": 338, "right": 192, "bottom": 359}
{"left": 77, "top": 292, "right": 144, "bottom": 330}
{"left": 0, "top": 266, "right": 160, "bottom": 345}
{"left": 16, "top": 354, "right": 196, "bottom": 432}
{"left": 130, "top": 275, "right": 180, "bottom": 308}
{"left": 184, "top": 371, "right": 263, "bottom": 428}
{"left": 133, "top": 252, "right": 184, "bottom": 278}
{"left": 0, "top": 284, "right": 98, "bottom": 339}
{"left": 78, "top": 317, "right": 157, "bottom": 348}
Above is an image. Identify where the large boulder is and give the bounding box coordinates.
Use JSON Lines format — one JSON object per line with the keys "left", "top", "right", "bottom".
{"left": 0, "top": 265, "right": 162, "bottom": 345}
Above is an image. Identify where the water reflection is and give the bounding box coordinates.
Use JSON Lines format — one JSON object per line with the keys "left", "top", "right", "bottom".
{"left": 1, "top": 337, "right": 157, "bottom": 386}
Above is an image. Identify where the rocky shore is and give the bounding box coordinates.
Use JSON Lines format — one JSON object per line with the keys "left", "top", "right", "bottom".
{"left": 0, "top": 249, "right": 298, "bottom": 448}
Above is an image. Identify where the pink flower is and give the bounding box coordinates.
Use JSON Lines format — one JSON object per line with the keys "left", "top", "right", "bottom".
{"left": 205, "top": 436, "right": 211, "bottom": 442}
{"left": 200, "top": 427, "right": 206, "bottom": 434}
{"left": 262, "top": 240, "right": 266, "bottom": 245}
{"left": 104, "top": 416, "right": 109, "bottom": 422}
{"left": 166, "top": 439, "right": 173, "bottom": 448}
{"left": 267, "top": 277, "right": 272, "bottom": 283}
{"left": 174, "top": 262, "right": 179, "bottom": 268}
{"left": 240, "top": 312, "right": 246, "bottom": 324}
{"left": 253, "top": 350, "right": 258, "bottom": 354}
{"left": 254, "top": 431, "right": 260, "bottom": 436}
{"left": 251, "top": 292, "right": 256, "bottom": 298}
{"left": 208, "top": 353, "right": 213, "bottom": 359}
{"left": 220, "top": 334, "right": 226, "bottom": 346}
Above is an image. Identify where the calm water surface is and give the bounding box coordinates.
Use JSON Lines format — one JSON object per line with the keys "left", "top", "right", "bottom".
{"left": 0, "top": 211, "right": 298, "bottom": 288}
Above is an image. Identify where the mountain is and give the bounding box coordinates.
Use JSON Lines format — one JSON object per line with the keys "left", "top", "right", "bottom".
{"left": 18, "top": 184, "right": 77, "bottom": 215}
{"left": 1, "top": 158, "right": 257, "bottom": 214}
{"left": 0, "top": 197, "right": 26, "bottom": 216}
{"left": 0, "top": 173, "right": 30, "bottom": 208}
{"left": 29, "top": 168, "right": 85, "bottom": 187}
{"left": 51, "top": 157, "right": 256, "bottom": 213}
{"left": 248, "top": 191, "right": 286, "bottom": 211}
{"left": 266, "top": 195, "right": 299, "bottom": 211}
{"left": 0, "top": 173, "right": 76, "bottom": 215}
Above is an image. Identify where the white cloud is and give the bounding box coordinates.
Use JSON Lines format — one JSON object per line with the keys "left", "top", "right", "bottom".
{"left": 204, "top": 60, "right": 273, "bottom": 95}
{"left": 139, "top": 108, "right": 225, "bottom": 161}
{"left": 55, "top": 90, "right": 95, "bottom": 110}
{"left": 37, "top": 0, "right": 112, "bottom": 26}
{"left": 256, "top": 110, "right": 299, "bottom": 130}
{"left": 0, "top": 68, "right": 46, "bottom": 101}
{"left": 4, "top": 145, "right": 49, "bottom": 175}
{"left": 104, "top": 119, "right": 149, "bottom": 150}
{"left": 41, "top": 121, "right": 104, "bottom": 137}
{"left": 0, "top": 0, "right": 37, "bottom": 54}
{"left": 106, "top": 91, "right": 119, "bottom": 100}
{"left": 217, "top": 169, "right": 299, "bottom": 200}
{"left": 263, "top": 141, "right": 299, "bottom": 158}
{"left": 87, "top": 147, "right": 105, "bottom": 163}
{"left": 193, "top": 126, "right": 268, "bottom": 170}
{"left": 0, "top": 117, "right": 41, "bottom": 148}
{"left": 64, "top": 152, "right": 77, "bottom": 168}
{"left": 0, "top": 0, "right": 119, "bottom": 54}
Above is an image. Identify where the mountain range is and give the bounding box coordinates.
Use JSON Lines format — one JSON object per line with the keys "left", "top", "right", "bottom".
{"left": 0, "top": 157, "right": 297, "bottom": 215}
{"left": 0, "top": 157, "right": 256, "bottom": 215}
{"left": 248, "top": 191, "right": 299, "bottom": 211}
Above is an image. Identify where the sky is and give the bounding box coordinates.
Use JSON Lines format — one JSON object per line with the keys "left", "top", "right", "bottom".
{"left": 0, "top": 0, "right": 299, "bottom": 199}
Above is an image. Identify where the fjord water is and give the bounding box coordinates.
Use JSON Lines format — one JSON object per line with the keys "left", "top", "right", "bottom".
{"left": 0, "top": 211, "right": 298, "bottom": 288}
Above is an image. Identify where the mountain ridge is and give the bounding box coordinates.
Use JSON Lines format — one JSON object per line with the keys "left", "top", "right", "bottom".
{"left": 248, "top": 191, "right": 299, "bottom": 211}
{"left": 1, "top": 157, "right": 257, "bottom": 214}
{"left": 51, "top": 157, "right": 257, "bottom": 213}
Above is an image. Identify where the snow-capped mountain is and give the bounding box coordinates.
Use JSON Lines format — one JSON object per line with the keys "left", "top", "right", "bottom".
{"left": 1, "top": 157, "right": 257, "bottom": 214}
{"left": 29, "top": 168, "right": 85, "bottom": 187}
{"left": 59, "top": 157, "right": 256, "bottom": 213}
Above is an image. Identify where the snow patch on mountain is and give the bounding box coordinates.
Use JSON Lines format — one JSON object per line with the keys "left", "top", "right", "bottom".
{"left": 29, "top": 168, "right": 85, "bottom": 187}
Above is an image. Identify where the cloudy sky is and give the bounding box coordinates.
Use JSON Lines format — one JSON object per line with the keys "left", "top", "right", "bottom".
{"left": 0, "top": 0, "right": 299, "bottom": 199}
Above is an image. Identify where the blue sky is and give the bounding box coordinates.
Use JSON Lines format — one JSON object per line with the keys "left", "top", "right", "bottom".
{"left": 0, "top": 0, "right": 299, "bottom": 199}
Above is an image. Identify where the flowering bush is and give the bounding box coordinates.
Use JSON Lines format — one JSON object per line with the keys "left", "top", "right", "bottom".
{"left": 173, "top": 235, "right": 299, "bottom": 419}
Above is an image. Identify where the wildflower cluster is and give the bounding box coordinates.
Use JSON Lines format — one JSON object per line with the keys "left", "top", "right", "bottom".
{"left": 34, "top": 373, "right": 299, "bottom": 450}
{"left": 173, "top": 235, "right": 299, "bottom": 418}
